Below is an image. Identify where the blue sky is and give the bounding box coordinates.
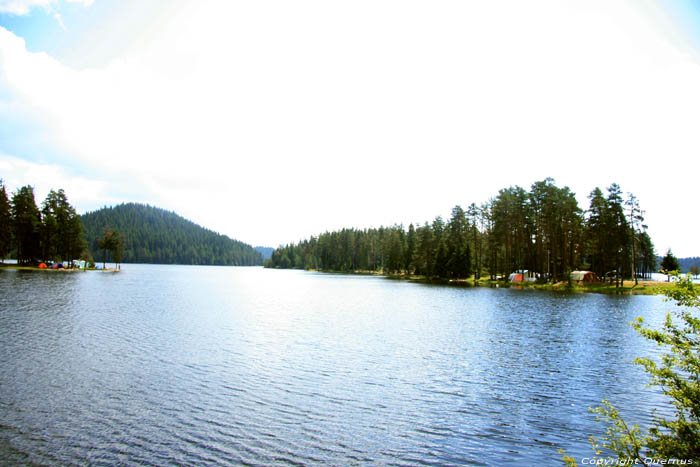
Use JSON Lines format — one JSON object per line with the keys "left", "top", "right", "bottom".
{"left": 1, "top": 0, "right": 700, "bottom": 256}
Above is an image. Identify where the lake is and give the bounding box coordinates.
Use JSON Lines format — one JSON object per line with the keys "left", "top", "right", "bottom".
{"left": 0, "top": 264, "right": 675, "bottom": 465}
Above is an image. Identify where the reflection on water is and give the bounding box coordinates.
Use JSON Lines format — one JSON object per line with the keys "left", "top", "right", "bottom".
{"left": 0, "top": 265, "right": 674, "bottom": 465}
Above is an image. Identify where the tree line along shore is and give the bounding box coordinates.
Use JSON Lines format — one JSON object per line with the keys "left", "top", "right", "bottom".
{"left": 0, "top": 183, "right": 86, "bottom": 267}
{"left": 265, "top": 178, "right": 677, "bottom": 291}
{"left": 0, "top": 181, "right": 262, "bottom": 268}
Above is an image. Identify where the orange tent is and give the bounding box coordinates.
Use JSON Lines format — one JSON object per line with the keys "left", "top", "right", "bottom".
{"left": 508, "top": 273, "right": 525, "bottom": 283}
{"left": 38, "top": 263, "right": 47, "bottom": 269}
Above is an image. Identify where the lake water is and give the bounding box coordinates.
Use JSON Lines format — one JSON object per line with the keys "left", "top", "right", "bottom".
{"left": 0, "top": 264, "right": 677, "bottom": 465}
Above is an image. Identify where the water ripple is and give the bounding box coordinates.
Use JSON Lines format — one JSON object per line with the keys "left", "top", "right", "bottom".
{"left": 0, "top": 266, "right": 674, "bottom": 465}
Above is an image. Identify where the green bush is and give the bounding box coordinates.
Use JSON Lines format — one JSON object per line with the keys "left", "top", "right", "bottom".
{"left": 560, "top": 273, "right": 700, "bottom": 466}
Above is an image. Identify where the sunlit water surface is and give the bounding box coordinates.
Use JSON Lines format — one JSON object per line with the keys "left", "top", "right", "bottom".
{"left": 0, "top": 265, "right": 676, "bottom": 465}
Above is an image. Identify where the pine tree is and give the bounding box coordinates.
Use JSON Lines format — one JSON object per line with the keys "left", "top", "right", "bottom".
{"left": 638, "top": 232, "right": 656, "bottom": 279}
{"left": 625, "top": 193, "right": 645, "bottom": 285}
{"left": 447, "top": 205, "right": 470, "bottom": 278}
{"left": 586, "top": 187, "right": 608, "bottom": 278}
{"left": 40, "top": 190, "right": 60, "bottom": 262}
{"left": 416, "top": 222, "right": 435, "bottom": 276}
{"left": 11, "top": 186, "right": 41, "bottom": 265}
{"left": 467, "top": 203, "right": 482, "bottom": 279}
{"left": 660, "top": 249, "right": 680, "bottom": 281}
{"left": 606, "top": 183, "right": 629, "bottom": 287}
{"left": 405, "top": 223, "right": 416, "bottom": 274}
{"left": 0, "top": 181, "right": 12, "bottom": 262}
{"left": 97, "top": 227, "right": 119, "bottom": 268}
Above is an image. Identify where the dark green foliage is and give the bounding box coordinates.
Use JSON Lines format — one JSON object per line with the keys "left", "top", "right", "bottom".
{"left": 625, "top": 193, "right": 643, "bottom": 285}
{"left": 677, "top": 257, "right": 699, "bottom": 275}
{"left": 585, "top": 185, "right": 656, "bottom": 284}
{"left": 3, "top": 184, "right": 84, "bottom": 265}
{"left": 467, "top": 203, "right": 483, "bottom": 279}
{"left": 415, "top": 222, "right": 435, "bottom": 276}
{"left": 40, "top": 189, "right": 84, "bottom": 263}
{"left": 97, "top": 227, "right": 122, "bottom": 268}
{"left": 482, "top": 179, "right": 584, "bottom": 282}
{"left": 446, "top": 206, "right": 470, "bottom": 278}
{"left": 606, "top": 183, "right": 629, "bottom": 287}
{"left": 81, "top": 203, "right": 262, "bottom": 266}
{"left": 638, "top": 232, "right": 657, "bottom": 279}
{"left": 11, "top": 185, "right": 42, "bottom": 265}
{"left": 405, "top": 224, "right": 416, "bottom": 274}
{"left": 586, "top": 187, "right": 608, "bottom": 277}
{"left": 384, "top": 227, "right": 405, "bottom": 274}
{"left": 266, "top": 179, "right": 658, "bottom": 284}
{"left": 430, "top": 216, "right": 446, "bottom": 277}
{"left": 561, "top": 274, "right": 700, "bottom": 465}
{"left": 654, "top": 256, "right": 699, "bottom": 275}
{"left": 266, "top": 227, "right": 387, "bottom": 273}
{"left": 660, "top": 249, "right": 681, "bottom": 278}
{"left": 0, "top": 181, "right": 11, "bottom": 261}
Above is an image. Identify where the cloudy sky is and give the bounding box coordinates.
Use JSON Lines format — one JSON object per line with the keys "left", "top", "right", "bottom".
{"left": 1, "top": 0, "right": 699, "bottom": 256}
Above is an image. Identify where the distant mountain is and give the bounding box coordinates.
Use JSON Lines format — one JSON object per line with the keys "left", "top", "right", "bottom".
{"left": 655, "top": 256, "right": 700, "bottom": 274}
{"left": 81, "top": 203, "right": 262, "bottom": 266}
{"left": 254, "top": 246, "right": 274, "bottom": 260}
{"left": 679, "top": 257, "right": 700, "bottom": 273}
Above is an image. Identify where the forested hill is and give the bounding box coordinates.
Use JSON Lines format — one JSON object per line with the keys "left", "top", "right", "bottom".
{"left": 81, "top": 203, "right": 262, "bottom": 266}
{"left": 657, "top": 256, "right": 700, "bottom": 274}
{"left": 680, "top": 257, "right": 700, "bottom": 273}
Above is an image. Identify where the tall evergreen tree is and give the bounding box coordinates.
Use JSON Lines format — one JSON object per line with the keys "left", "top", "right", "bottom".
{"left": 97, "top": 227, "right": 119, "bottom": 269}
{"left": 467, "top": 203, "right": 482, "bottom": 279}
{"left": 40, "top": 189, "right": 84, "bottom": 263}
{"left": 447, "top": 205, "right": 471, "bottom": 278}
{"left": 660, "top": 249, "right": 680, "bottom": 281}
{"left": 405, "top": 223, "right": 416, "bottom": 274}
{"left": 586, "top": 187, "right": 608, "bottom": 278}
{"left": 415, "top": 222, "right": 435, "bottom": 276}
{"left": 112, "top": 232, "right": 126, "bottom": 269}
{"left": 11, "top": 186, "right": 41, "bottom": 265}
{"left": 384, "top": 227, "right": 405, "bottom": 274}
{"left": 606, "top": 183, "right": 629, "bottom": 287}
{"left": 40, "top": 190, "right": 60, "bottom": 262}
{"left": 432, "top": 216, "right": 447, "bottom": 278}
{"left": 638, "top": 231, "right": 656, "bottom": 279}
{"left": 625, "top": 193, "right": 644, "bottom": 285}
{"left": 0, "top": 181, "right": 12, "bottom": 262}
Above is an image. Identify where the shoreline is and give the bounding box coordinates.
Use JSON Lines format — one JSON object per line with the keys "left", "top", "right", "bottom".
{"left": 3, "top": 261, "right": 672, "bottom": 294}
{"left": 291, "top": 268, "right": 673, "bottom": 295}
{"left": 0, "top": 264, "right": 120, "bottom": 272}
{"left": 392, "top": 275, "right": 672, "bottom": 295}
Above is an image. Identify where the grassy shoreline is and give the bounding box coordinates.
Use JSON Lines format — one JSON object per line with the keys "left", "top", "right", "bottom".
{"left": 0, "top": 264, "right": 120, "bottom": 272}
{"left": 297, "top": 268, "right": 672, "bottom": 295}
{"left": 4, "top": 261, "right": 669, "bottom": 293}
{"left": 395, "top": 275, "right": 672, "bottom": 295}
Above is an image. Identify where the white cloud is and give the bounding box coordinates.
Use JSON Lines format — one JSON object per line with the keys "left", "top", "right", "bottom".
{"left": 0, "top": 0, "right": 50, "bottom": 15}
{"left": 1, "top": 1, "right": 699, "bottom": 255}
{"left": 0, "top": 0, "right": 91, "bottom": 15}
{"left": 0, "top": 154, "right": 115, "bottom": 211}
